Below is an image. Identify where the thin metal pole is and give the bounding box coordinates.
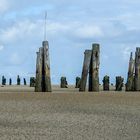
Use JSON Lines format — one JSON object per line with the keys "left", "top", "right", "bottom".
{"left": 44, "top": 11, "right": 47, "bottom": 41}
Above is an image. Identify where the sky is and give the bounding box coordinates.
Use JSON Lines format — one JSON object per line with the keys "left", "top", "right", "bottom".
{"left": 0, "top": 0, "right": 139, "bottom": 84}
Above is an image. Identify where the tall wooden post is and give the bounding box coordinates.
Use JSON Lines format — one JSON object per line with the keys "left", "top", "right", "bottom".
{"left": 35, "top": 41, "right": 52, "bottom": 92}
{"left": 89, "top": 44, "right": 100, "bottom": 92}
{"left": 35, "top": 48, "right": 43, "bottom": 92}
{"left": 134, "top": 47, "right": 140, "bottom": 91}
{"left": 126, "top": 52, "right": 135, "bottom": 91}
{"left": 79, "top": 50, "right": 92, "bottom": 91}
{"left": 43, "top": 41, "right": 52, "bottom": 92}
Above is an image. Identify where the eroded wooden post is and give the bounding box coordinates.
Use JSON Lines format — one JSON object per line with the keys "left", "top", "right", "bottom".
{"left": 75, "top": 77, "right": 81, "bottom": 88}
{"left": 35, "top": 41, "right": 52, "bottom": 92}
{"left": 9, "top": 78, "right": 12, "bottom": 85}
{"left": 43, "top": 41, "right": 52, "bottom": 92}
{"left": 79, "top": 50, "right": 92, "bottom": 91}
{"left": 134, "top": 47, "right": 140, "bottom": 91}
{"left": 2, "top": 76, "right": 6, "bottom": 85}
{"left": 30, "top": 77, "right": 36, "bottom": 87}
{"left": 89, "top": 44, "right": 100, "bottom": 92}
{"left": 60, "top": 77, "right": 68, "bottom": 88}
{"left": 35, "top": 48, "right": 43, "bottom": 92}
{"left": 103, "top": 75, "right": 110, "bottom": 91}
{"left": 126, "top": 52, "right": 135, "bottom": 91}
{"left": 17, "top": 75, "right": 21, "bottom": 85}
{"left": 116, "top": 76, "right": 124, "bottom": 91}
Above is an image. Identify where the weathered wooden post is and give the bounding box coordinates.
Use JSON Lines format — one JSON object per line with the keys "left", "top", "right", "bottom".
{"left": 2, "top": 76, "right": 5, "bottom": 85}
{"left": 103, "top": 75, "right": 110, "bottom": 91}
{"left": 35, "top": 41, "right": 52, "bottom": 92}
{"left": 24, "top": 78, "right": 26, "bottom": 85}
{"left": 30, "top": 77, "right": 36, "bottom": 87}
{"left": 34, "top": 13, "right": 52, "bottom": 92}
{"left": 60, "top": 77, "right": 68, "bottom": 88}
{"left": 116, "top": 76, "right": 124, "bottom": 91}
{"left": 75, "top": 77, "right": 81, "bottom": 88}
{"left": 17, "top": 75, "right": 20, "bottom": 85}
{"left": 2, "top": 76, "right": 6, "bottom": 85}
{"left": 134, "top": 47, "right": 140, "bottom": 91}
{"left": 89, "top": 44, "right": 100, "bottom": 92}
{"left": 35, "top": 48, "right": 43, "bottom": 92}
{"left": 126, "top": 52, "right": 135, "bottom": 91}
{"left": 9, "top": 78, "right": 12, "bottom": 85}
{"left": 79, "top": 50, "right": 92, "bottom": 91}
{"left": 42, "top": 41, "right": 52, "bottom": 92}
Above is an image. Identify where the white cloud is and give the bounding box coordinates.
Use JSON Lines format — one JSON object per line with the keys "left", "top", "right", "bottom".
{"left": 0, "top": 0, "right": 9, "bottom": 13}
{"left": 0, "top": 18, "right": 104, "bottom": 45}
{"left": 0, "top": 20, "right": 41, "bottom": 43}
{"left": 74, "top": 25, "right": 103, "bottom": 39}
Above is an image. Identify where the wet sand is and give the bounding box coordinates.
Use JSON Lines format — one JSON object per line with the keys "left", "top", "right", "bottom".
{"left": 0, "top": 85, "right": 139, "bottom": 140}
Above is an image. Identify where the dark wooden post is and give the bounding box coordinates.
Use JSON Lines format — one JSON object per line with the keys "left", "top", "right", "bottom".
{"left": 17, "top": 75, "right": 20, "bottom": 85}
{"left": 103, "top": 75, "right": 110, "bottom": 91}
{"left": 116, "top": 76, "right": 124, "bottom": 91}
{"left": 75, "top": 77, "right": 81, "bottom": 88}
{"left": 60, "top": 77, "right": 68, "bottom": 88}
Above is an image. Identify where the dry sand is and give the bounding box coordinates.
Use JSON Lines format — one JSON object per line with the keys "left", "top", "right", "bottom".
{"left": 0, "top": 85, "right": 139, "bottom": 140}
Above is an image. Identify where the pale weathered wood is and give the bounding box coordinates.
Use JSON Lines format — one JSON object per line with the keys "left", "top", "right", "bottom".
{"left": 134, "top": 48, "right": 140, "bottom": 91}
{"left": 35, "top": 40, "right": 52, "bottom": 92}
{"left": 126, "top": 52, "right": 135, "bottom": 91}
{"left": 35, "top": 48, "right": 43, "bottom": 92}
{"left": 35, "top": 52, "right": 39, "bottom": 91}
{"left": 79, "top": 50, "right": 92, "bottom": 91}
{"left": 43, "top": 41, "right": 52, "bottom": 92}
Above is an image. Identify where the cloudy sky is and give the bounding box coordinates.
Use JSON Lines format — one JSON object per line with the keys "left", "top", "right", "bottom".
{"left": 0, "top": 0, "right": 139, "bottom": 84}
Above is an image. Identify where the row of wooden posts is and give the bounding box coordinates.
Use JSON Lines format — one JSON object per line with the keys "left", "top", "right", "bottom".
{"left": 0, "top": 74, "right": 124, "bottom": 91}
{"left": 63, "top": 76, "right": 124, "bottom": 91}
{"left": 35, "top": 41, "right": 101, "bottom": 92}
{"left": 1, "top": 76, "right": 35, "bottom": 87}
{"left": 1, "top": 41, "right": 139, "bottom": 92}
{"left": 35, "top": 40, "right": 140, "bottom": 92}
{"left": 126, "top": 48, "right": 140, "bottom": 91}
{"left": 1, "top": 75, "right": 26, "bottom": 86}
